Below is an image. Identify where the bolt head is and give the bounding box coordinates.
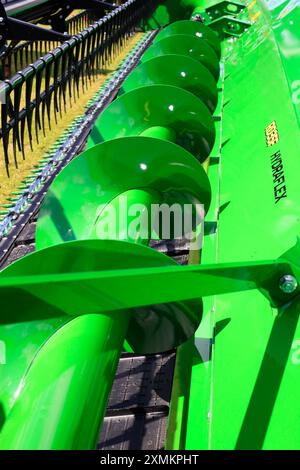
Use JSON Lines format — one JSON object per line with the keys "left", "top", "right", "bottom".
{"left": 279, "top": 275, "right": 298, "bottom": 294}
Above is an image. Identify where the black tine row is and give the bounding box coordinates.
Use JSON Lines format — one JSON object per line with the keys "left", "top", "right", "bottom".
{"left": 0, "top": 0, "right": 158, "bottom": 177}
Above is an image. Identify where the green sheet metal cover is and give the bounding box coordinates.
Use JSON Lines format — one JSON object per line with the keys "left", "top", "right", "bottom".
{"left": 183, "top": 0, "right": 300, "bottom": 450}
{"left": 261, "top": 0, "right": 300, "bottom": 124}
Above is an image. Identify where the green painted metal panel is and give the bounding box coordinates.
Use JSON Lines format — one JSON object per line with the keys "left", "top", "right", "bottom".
{"left": 183, "top": 0, "right": 300, "bottom": 450}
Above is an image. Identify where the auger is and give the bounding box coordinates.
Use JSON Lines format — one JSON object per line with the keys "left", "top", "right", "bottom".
{"left": 1, "top": 0, "right": 300, "bottom": 451}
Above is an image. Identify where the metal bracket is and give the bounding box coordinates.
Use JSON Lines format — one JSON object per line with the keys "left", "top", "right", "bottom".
{"left": 207, "top": 16, "right": 251, "bottom": 39}
{"left": 205, "top": 1, "right": 246, "bottom": 21}
{"left": 192, "top": 1, "right": 246, "bottom": 22}
{"left": 191, "top": 1, "right": 250, "bottom": 39}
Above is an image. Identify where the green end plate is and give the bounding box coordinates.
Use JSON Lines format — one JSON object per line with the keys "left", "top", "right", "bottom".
{"left": 141, "top": 35, "right": 220, "bottom": 82}
{"left": 87, "top": 84, "right": 216, "bottom": 159}
{"left": 0, "top": 239, "right": 203, "bottom": 354}
{"left": 36, "top": 136, "right": 211, "bottom": 249}
{"left": 154, "top": 19, "right": 221, "bottom": 60}
{"left": 120, "top": 54, "right": 218, "bottom": 113}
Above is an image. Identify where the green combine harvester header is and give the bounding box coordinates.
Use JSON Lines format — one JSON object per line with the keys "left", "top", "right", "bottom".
{"left": 0, "top": 0, "right": 300, "bottom": 451}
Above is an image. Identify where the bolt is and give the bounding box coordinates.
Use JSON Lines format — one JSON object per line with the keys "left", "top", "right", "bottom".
{"left": 279, "top": 275, "right": 298, "bottom": 294}
{"left": 193, "top": 14, "right": 204, "bottom": 23}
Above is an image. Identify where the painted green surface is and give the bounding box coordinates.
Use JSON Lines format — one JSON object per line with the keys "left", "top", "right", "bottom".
{"left": 183, "top": 0, "right": 300, "bottom": 451}
{"left": 0, "top": 235, "right": 203, "bottom": 448}
{"left": 154, "top": 20, "right": 221, "bottom": 59}
{"left": 120, "top": 54, "right": 218, "bottom": 112}
{"left": 0, "top": 313, "right": 129, "bottom": 450}
{"left": 36, "top": 136, "right": 212, "bottom": 248}
{"left": 1, "top": 241, "right": 299, "bottom": 319}
{"left": 3, "top": 0, "right": 300, "bottom": 452}
{"left": 141, "top": 35, "right": 220, "bottom": 81}
{"left": 0, "top": 6, "right": 224, "bottom": 446}
{"left": 264, "top": 0, "right": 300, "bottom": 126}
{"left": 0, "top": 132, "right": 213, "bottom": 448}
{"left": 87, "top": 84, "right": 216, "bottom": 160}
{"left": 167, "top": 71, "right": 224, "bottom": 450}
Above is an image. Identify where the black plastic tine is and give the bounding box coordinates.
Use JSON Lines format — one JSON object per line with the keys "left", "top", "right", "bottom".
{"left": 24, "top": 42, "right": 29, "bottom": 67}
{"left": 73, "top": 37, "right": 81, "bottom": 100}
{"left": 59, "top": 45, "right": 68, "bottom": 114}
{"left": 52, "top": 50, "right": 62, "bottom": 121}
{"left": 29, "top": 41, "right": 35, "bottom": 64}
{"left": 108, "top": 14, "right": 114, "bottom": 61}
{"left": 95, "top": 22, "right": 103, "bottom": 72}
{"left": 41, "top": 57, "right": 49, "bottom": 137}
{"left": 43, "top": 54, "right": 53, "bottom": 131}
{"left": 67, "top": 46, "right": 73, "bottom": 103}
{"left": 1, "top": 81, "right": 13, "bottom": 177}
{"left": 20, "top": 115, "right": 26, "bottom": 161}
{"left": 33, "top": 60, "right": 44, "bottom": 144}
{"left": 89, "top": 25, "right": 97, "bottom": 81}
{"left": 101, "top": 20, "right": 106, "bottom": 69}
{"left": 66, "top": 38, "right": 77, "bottom": 106}
{"left": 12, "top": 74, "right": 24, "bottom": 166}
{"left": 6, "top": 93, "right": 14, "bottom": 120}
{"left": 6, "top": 55, "right": 11, "bottom": 80}
{"left": 57, "top": 50, "right": 64, "bottom": 118}
{"left": 105, "top": 18, "right": 111, "bottom": 65}
{"left": 13, "top": 48, "right": 18, "bottom": 75}
{"left": 19, "top": 47, "right": 23, "bottom": 70}
{"left": 85, "top": 31, "right": 92, "bottom": 84}
{"left": 107, "top": 16, "right": 113, "bottom": 63}
{"left": 79, "top": 31, "right": 88, "bottom": 92}
{"left": 24, "top": 66, "right": 34, "bottom": 151}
